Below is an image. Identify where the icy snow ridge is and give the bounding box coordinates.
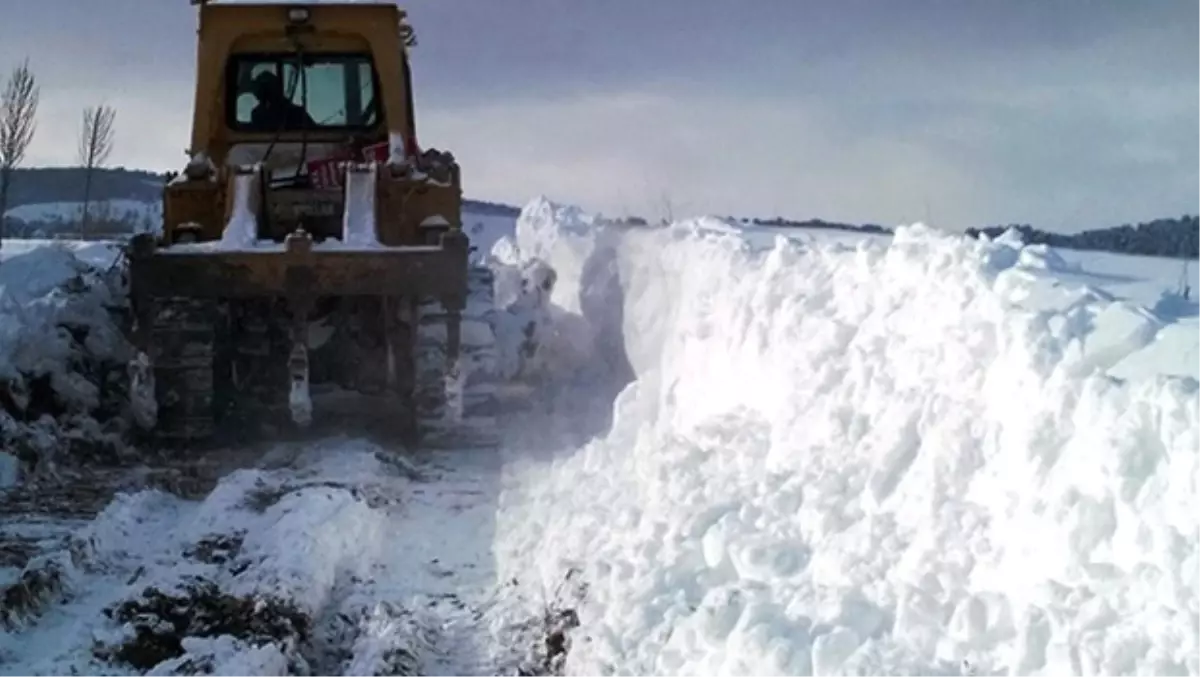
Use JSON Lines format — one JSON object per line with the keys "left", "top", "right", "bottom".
{"left": 493, "top": 198, "right": 1199, "bottom": 676}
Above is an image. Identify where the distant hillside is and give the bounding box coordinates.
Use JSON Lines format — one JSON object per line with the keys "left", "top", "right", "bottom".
{"left": 2, "top": 166, "right": 1194, "bottom": 258}
{"left": 0, "top": 166, "right": 521, "bottom": 238}
{"left": 0, "top": 165, "right": 883, "bottom": 237}
{"left": 4, "top": 164, "right": 523, "bottom": 212}
{"left": 5, "top": 167, "right": 167, "bottom": 209}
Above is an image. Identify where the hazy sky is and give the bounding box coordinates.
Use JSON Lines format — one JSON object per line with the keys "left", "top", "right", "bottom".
{"left": 0, "top": 0, "right": 1195, "bottom": 231}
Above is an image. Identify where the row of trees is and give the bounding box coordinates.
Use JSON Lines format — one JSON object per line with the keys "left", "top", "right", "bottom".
{"left": 0, "top": 58, "right": 117, "bottom": 247}
{"left": 966, "top": 216, "right": 1199, "bottom": 260}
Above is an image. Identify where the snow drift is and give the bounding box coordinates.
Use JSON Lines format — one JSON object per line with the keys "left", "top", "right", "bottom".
{"left": 492, "top": 199, "right": 1199, "bottom": 675}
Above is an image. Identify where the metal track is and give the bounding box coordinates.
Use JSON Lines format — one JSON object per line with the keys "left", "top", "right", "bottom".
{"left": 226, "top": 299, "right": 288, "bottom": 429}
{"left": 413, "top": 266, "right": 500, "bottom": 449}
{"left": 149, "top": 298, "right": 218, "bottom": 442}
{"left": 141, "top": 270, "right": 501, "bottom": 450}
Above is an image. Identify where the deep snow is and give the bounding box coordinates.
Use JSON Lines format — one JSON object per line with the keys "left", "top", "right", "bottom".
{"left": 489, "top": 200, "right": 1199, "bottom": 675}
{"left": 1, "top": 199, "right": 1197, "bottom": 676}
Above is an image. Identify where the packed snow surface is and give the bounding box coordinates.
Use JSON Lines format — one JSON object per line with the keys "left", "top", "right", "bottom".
{"left": 1, "top": 198, "right": 1197, "bottom": 676}
{"left": 0, "top": 440, "right": 505, "bottom": 675}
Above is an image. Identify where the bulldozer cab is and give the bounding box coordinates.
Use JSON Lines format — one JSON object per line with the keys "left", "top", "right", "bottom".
{"left": 193, "top": 2, "right": 414, "bottom": 165}
{"left": 231, "top": 55, "right": 376, "bottom": 132}
{"left": 162, "top": 1, "right": 456, "bottom": 247}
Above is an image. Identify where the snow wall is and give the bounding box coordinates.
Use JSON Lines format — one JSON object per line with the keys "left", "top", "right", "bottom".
{"left": 489, "top": 198, "right": 1199, "bottom": 676}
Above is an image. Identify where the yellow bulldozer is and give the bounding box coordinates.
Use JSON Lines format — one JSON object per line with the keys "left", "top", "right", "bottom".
{"left": 125, "top": 0, "right": 500, "bottom": 448}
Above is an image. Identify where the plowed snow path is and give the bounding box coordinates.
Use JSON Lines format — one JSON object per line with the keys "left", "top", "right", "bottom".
{"left": 0, "top": 440, "right": 508, "bottom": 675}
{"left": 381, "top": 448, "right": 504, "bottom": 675}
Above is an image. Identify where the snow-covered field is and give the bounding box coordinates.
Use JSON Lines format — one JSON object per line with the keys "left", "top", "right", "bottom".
{"left": 0, "top": 200, "right": 1196, "bottom": 675}
{"left": 3, "top": 200, "right": 162, "bottom": 235}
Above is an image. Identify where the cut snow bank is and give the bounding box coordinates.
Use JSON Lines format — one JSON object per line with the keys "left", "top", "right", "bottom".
{"left": 491, "top": 198, "right": 1199, "bottom": 675}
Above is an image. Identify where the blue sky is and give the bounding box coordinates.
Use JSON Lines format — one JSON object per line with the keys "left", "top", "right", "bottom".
{"left": 0, "top": 0, "right": 1195, "bottom": 231}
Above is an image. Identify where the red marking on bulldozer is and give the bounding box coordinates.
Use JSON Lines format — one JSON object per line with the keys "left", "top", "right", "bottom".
{"left": 306, "top": 142, "right": 390, "bottom": 190}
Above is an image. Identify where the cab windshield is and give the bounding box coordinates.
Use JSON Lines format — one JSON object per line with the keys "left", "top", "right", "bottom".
{"left": 227, "top": 53, "right": 380, "bottom": 132}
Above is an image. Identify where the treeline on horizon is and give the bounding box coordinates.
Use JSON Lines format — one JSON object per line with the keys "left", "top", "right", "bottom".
{"left": 964, "top": 217, "right": 1199, "bottom": 260}
{"left": 740, "top": 214, "right": 1198, "bottom": 260}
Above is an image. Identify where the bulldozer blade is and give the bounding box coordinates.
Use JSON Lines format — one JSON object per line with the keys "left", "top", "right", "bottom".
{"left": 127, "top": 228, "right": 471, "bottom": 303}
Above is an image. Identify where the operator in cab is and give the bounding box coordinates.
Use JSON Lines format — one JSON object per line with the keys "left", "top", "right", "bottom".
{"left": 248, "top": 71, "right": 316, "bottom": 130}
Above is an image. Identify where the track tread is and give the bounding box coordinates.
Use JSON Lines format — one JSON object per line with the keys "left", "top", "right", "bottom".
{"left": 413, "top": 266, "right": 501, "bottom": 449}
{"left": 141, "top": 267, "right": 502, "bottom": 450}
{"left": 150, "top": 298, "right": 217, "bottom": 442}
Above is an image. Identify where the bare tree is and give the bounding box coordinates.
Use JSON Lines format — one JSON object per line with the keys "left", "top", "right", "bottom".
{"left": 78, "top": 104, "right": 116, "bottom": 238}
{"left": 0, "top": 58, "right": 39, "bottom": 248}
